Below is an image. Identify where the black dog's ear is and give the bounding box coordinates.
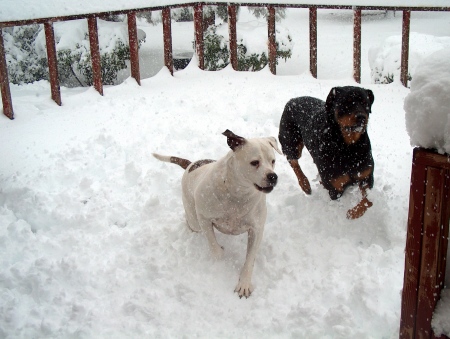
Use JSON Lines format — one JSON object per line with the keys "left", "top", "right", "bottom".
{"left": 325, "top": 87, "right": 341, "bottom": 114}
{"left": 223, "top": 130, "right": 246, "bottom": 151}
{"left": 366, "top": 89, "right": 375, "bottom": 109}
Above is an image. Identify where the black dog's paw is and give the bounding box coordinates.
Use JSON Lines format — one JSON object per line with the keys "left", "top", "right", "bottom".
{"left": 328, "top": 189, "right": 342, "bottom": 200}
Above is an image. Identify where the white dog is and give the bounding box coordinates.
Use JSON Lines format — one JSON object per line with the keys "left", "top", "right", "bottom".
{"left": 153, "top": 130, "right": 281, "bottom": 298}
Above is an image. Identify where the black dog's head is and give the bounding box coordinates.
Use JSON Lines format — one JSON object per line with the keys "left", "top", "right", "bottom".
{"left": 325, "top": 86, "right": 374, "bottom": 145}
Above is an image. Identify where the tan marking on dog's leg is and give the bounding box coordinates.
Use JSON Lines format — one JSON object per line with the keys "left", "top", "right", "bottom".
{"left": 330, "top": 174, "right": 351, "bottom": 192}
{"left": 288, "top": 159, "right": 311, "bottom": 195}
{"left": 356, "top": 167, "right": 373, "bottom": 180}
{"left": 347, "top": 184, "right": 373, "bottom": 220}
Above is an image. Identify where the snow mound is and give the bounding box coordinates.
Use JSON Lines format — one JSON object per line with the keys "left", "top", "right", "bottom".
{"left": 404, "top": 47, "right": 450, "bottom": 154}
{"left": 432, "top": 289, "right": 450, "bottom": 337}
{"left": 369, "top": 33, "right": 450, "bottom": 85}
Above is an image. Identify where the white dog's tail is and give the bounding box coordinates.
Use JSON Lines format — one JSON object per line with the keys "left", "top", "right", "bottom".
{"left": 152, "top": 153, "right": 192, "bottom": 170}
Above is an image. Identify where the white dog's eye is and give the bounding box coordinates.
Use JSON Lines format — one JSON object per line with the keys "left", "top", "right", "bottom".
{"left": 272, "top": 160, "right": 275, "bottom": 165}
{"left": 250, "top": 160, "right": 259, "bottom": 167}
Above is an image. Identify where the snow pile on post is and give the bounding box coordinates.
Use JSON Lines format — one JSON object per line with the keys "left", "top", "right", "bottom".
{"left": 404, "top": 47, "right": 450, "bottom": 155}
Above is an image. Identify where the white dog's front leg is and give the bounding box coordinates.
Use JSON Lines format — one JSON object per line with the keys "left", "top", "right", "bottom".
{"left": 198, "top": 218, "right": 224, "bottom": 260}
{"left": 235, "top": 226, "right": 263, "bottom": 298}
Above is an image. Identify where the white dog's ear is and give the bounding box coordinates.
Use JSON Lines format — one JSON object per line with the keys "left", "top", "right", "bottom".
{"left": 223, "top": 129, "right": 246, "bottom": 151}
{"left": 267, "top": 137, "right": 282, "bottom": 154}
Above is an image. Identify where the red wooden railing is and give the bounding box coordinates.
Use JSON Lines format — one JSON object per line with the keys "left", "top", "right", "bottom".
{"left": 1, "top": 2, "right": 450, "bottom": 120}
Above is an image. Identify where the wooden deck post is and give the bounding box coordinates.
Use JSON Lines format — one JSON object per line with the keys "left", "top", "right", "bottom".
{"left": 309, "top": 7, "right": 318, "bottom": 78}
{"left": 400, "top": 148, "right": 450, "bottom": 339}
{"left": 44, "top": 22, "right": 62, "bottom": 106}
{"left": 228, "top": 5, "right": 238, "bottom": 71}
{"left": 87, "top": 16, "right": 103, "bottom": 95}
{"left": 268, "top": 6, "right": 276, "bottom": 75}
{"left": 0, "top": 28, "right": 14, "bottom": 119}
{"left": 162, "top": 8, "right": 173, "bottom": 75}
{"left": 353, "top": 8, "right": 362, "bottom": 83}
{"left": 194, "top": 3, "right": 204, "bottom": 70}
{"left": 400, "top": 10, "right": 411, "bottom": 87}
{"left": 127, "top": 12, "right": 141, "bottom": 84}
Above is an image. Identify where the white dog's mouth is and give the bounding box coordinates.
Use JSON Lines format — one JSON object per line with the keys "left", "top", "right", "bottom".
{"left": 254, "top": 184, "right": 274, "bottom": 193}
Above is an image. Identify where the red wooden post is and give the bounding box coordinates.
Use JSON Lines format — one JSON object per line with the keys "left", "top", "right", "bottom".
{"left": 400, "top": 151, "right": 427, "bottom": 339}
{"left": 309, "top": 7, "right": 317, "bottom": 78}
{"left": 0, "top": 28, "right": 14, "bottom": 119}
{"left": 87, "top": 16, "right": 103, "bottom": 95}
{"left": 162, "top": 8, "right": 173, "bottom": 76}
{"left": 44, "top": 22, "right": 62, "bottom": 106}
{"left": 268, "top": 5, "right": 276, "bottom": 75}
{"left": 127, "top": 12, "right": 141, "bottom": 85}
{"left": 228, "top": 5, "right": 238, "bottom": 71}
{"left": 400, "top": 148, "right": 450, "bottom": 339}
{"left": 401, "top": 10, "right": 411, "bottom": 87}
{"left": 353, "top": 8, "right": 362, "bottom": 83}
{"left": 194, "top": 3, "right": 204, "bottom": 70}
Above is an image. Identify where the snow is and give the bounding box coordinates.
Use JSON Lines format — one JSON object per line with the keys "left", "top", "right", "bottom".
{"left": 404, "top": 47, "right": 450, "bottom": 154}
{"left": 1, "top": 6, "right": 450, "bottom": 339}
{"left": 2, "top": 0, "right": 450, "bottom": 22}
{"left": 369, "top": 32, "right": 450, "bottom": 84}
{"left": 433, "top": 289, "right": 450, "bottom": 337}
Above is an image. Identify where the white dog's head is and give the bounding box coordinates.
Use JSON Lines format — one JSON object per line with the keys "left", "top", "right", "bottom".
{"left": 223, "top": 130, "right": 282, "bottom": 193}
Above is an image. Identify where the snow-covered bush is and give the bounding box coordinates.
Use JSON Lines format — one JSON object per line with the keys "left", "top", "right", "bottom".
{"left": 369, "top": 33, "right": 450, "bottom": 85}
{"left": 5, "top": 19, "right": 143, "bottom": 87}
{"left": 203, "top": 23, "right": 292, "bottom": 71}
{"left": 404, "top": 47, "right": 450, "bottom": 155}
{"left": 3, "top": 25, "right": 49, "bottom": 84}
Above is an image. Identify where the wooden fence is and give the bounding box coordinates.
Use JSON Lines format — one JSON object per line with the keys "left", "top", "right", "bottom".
{"left": 400, "top": 148, "right": 450, "bottom": 339}
{"left": 1, "top": 2, "right": 450, "bottom": 120}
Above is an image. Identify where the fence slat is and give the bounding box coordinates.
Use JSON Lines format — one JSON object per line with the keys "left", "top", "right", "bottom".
{"left": 194, "top": 4, "right": 204, "bottom": 70}
{"left": 162, "top": 8, "right": 173, "bottom": 75}
{"left": 416, "top": 167, "right": 444, "bottom": 338}
{"left": 0, "top": 28, "right": 14, "bottom": 119}
{"left": 400, "top": 149, "right": 428, "bottom": 339}
{"left": 44, "top": 22, "right": 62, "bottom": 106}
{"left": 353, "top": 8, "right": 361, "bottom": 83}
{"left": 127, "top": 12, "right": 141, "bottom": 84}
{"left": 309, "top": 7, "right": 317, "bottom": 78}
{"left": 401, "top": 10, "right": 411, "bottom": 87}
{"left": 228, "top": 5, "right": 238, "bottom": 71}
{"left": 268, "top": 6, "right": 276, "bottom": 75}
{"left": 87, "top": 16, "right": 103, "bottom": 95}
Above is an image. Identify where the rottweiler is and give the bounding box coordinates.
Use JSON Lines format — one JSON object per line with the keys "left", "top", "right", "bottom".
{"left": 278, "top": 86, "right": 375, "bottom": 219}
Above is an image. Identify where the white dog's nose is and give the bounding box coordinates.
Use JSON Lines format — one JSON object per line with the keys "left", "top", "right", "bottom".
{"left": 267, "top": 172, "right": 278, "bottom": 185}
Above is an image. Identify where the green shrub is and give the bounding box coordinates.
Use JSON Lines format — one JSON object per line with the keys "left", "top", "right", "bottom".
{"left": 203, "top": 24, "right": 292, "bottom": 72}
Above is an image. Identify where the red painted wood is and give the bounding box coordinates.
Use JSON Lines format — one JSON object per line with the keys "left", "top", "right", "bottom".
{"left": 309, "top": 7, "right": 317, "bottom": 78}
{"left": 228, "top": 5, "right": 238, "bottom": 71}
{"left": 353, "top": 8, "right": 361, "bottom": 83}
{"left": 87, "top": 16, "right": 103, "bottom": 95}
{"left": 268, "top": 6, "right": 276, "bottom": 75}
{"left": 416, "top": 167, "right": 444, "bottom": 338}
{"left": 400, "top": 149, "right": 427, "bottom": 339}
{"left": 401, "top": 10, "right": 411, "bottom": 87}
{"left": 162, "top": 8, "right": 173, "bottom": 75}
{"left": 400, "top": 148, "right": 450, "bottom": 339}
{"left": 127, "top": 12, "right": 141, "bottom": 85}
{"left": 44, "top": 22, "right": 62, "bottom": 106}
{"left": 194, "top": 4, "right": 204, "bottom": 70}
{"left": 0, "top": 28, "right": 14, "bottom": 119}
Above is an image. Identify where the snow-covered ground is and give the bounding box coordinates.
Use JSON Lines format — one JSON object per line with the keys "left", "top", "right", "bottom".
{"left": 1, "top": 7, "right": 450, "bottom": 338}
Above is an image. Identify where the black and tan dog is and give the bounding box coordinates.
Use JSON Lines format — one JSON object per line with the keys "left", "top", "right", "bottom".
{"left": 279, "top": 86, "right": 375, "bottom": 219}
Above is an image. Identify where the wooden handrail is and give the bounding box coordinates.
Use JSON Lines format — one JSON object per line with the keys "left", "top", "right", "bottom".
{"left": 1, "top": 2, "right": 450, "bottom": 119}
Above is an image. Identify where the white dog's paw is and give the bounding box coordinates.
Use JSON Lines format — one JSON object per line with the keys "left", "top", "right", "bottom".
{"left": 211, "top": 245, "right": 224, "bottom": 260}
{"left": 234, "top": 280, "right": 254, "bottom": 299}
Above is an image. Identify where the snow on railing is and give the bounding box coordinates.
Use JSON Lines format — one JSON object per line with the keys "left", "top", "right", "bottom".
{"left": 1, "top": 2, "right": 450, "bottom": 120}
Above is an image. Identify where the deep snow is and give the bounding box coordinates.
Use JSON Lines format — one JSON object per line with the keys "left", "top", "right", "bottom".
{"left": 1, "top": 6, "right": 450, "bottom": 339}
